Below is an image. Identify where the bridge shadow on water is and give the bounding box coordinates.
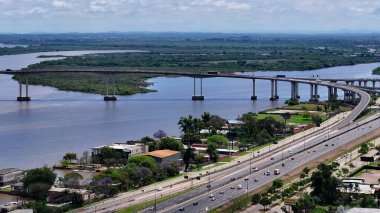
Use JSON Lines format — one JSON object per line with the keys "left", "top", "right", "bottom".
{"left": 0, "top": 98, "right": 289, "bottom": 102}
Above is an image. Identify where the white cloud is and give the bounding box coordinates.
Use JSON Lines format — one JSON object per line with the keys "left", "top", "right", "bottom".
{"left": 2, "top": 0, "right": 380, "bottom": 33}
{"left": 52, "top": 0, "right": 72, "bottom": 8}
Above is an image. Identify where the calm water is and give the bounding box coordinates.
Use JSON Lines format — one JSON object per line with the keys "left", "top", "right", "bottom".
{"left": 0, "top": 51, "right": 379, "bottom": 169}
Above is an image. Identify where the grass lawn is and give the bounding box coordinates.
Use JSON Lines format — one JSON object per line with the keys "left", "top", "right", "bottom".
{"left": 284, "top": 103, "right": 351, "bottom": 112}
{"left": 257, "top": 113, "right": 314, "bottom": 124}
{"left": 289, "top": 114, "right": 312, "bottom": 124}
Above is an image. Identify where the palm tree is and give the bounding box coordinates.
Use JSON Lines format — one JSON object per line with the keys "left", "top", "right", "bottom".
{"left": 201, "top": 112, "right": 211, "bottom": 135}
{"left": 281, "top": 112, "right": 291, "bottom": 127}
{"left": 178, "top": 115, "right": 194, "bottom": 134}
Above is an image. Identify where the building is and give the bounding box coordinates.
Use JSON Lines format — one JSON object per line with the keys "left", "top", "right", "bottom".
{"left": 92, "top": 143, "right": 149, "bottom": 159}
{"left": 344, "top": 208, "right": 380, "bottom": 213}
{"left": 0, "top": 168, "right": 23, "bottom": 186}
{"left": 146, "top": 149, "right": 181, "bottom": 164}
{"left": 48, "top": 187, "right": 96, "bottom": 204}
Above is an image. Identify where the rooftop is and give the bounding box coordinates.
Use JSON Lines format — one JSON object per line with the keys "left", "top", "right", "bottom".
{"left": 344, "top": 208, "right": 380, "bottom": 213}
{"left": 0, "top": 168, "right": 21, "bottom": 175}
{"left": 93, "top": 143, "right": 145, "bottom": 151}
{"left": 147, "top": 150, "right": 180, "bottom": 159}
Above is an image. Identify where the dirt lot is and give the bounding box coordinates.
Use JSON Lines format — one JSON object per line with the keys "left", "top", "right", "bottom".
{"left": 358, "top": 169, "right": 380, "bottom": 184}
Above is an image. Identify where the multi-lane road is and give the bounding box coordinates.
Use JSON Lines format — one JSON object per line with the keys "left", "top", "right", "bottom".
{"left": 147, "top": 112, "right": 380, "bottom": 213}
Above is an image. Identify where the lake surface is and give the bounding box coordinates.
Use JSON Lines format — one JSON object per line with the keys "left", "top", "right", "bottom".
{"left": 0, "top": 50, "right": 379, "bottom": 169}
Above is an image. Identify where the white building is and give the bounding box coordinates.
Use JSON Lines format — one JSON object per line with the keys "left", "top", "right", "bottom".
{"left": 92, "top": 143, "right": 149, "bottom": 159}
{"left": 0, "top": 168, "right": 23, "bottom": 186}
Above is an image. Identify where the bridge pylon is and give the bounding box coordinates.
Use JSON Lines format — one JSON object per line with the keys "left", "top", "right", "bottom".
{"left": 17, "top": 78, "right": 31, "bottom": 102}
{"left": 192, "top": 77, "right": 204, "bottom": 100}
{"left": 104, "top": 76, "right": 117, "bottom": 101}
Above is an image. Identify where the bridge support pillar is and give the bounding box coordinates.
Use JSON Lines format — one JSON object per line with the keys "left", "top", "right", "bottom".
{"left": 364, "top": 81, "right": 368, "bottom": 87}
{"left": 270, "top": 80, "right": 274, "bottom": 101}
{"left": 251, "top": 79, "right": 257, "bottom": 100}
{"left": 358, "top": 81, "right": 362, "bottom": 87}
{"left": 334, "top": 87, "right": 338, "bottom": 100}
{"left": 104, "top": 76, "right": 117, "bottom": 101}
{"left": 313, "top": 85, "right": 319, "bottom": 102}
{"left": 192, "top": 77, "right": 204, "bottom": 100}
{"left": 17, "top": 78, "right": 31, "bottom": 101}
{"left": 309, "top": 84, "right": 314, "bottom": 101}
{"left": 290, "top": 82, "right": 298, "bottom": 100}
{"left": 274, "top": 80, "right": 279, "bottom": 99}
{"left": 328, "top": 86, "right": 333, "bottom": 102}
{"left": 373, "top": 81, "right": 376, "bottom": 88}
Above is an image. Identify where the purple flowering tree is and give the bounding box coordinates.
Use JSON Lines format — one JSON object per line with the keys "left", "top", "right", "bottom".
{"left": 153, "top": 130, "right": 167, "bottom": 139}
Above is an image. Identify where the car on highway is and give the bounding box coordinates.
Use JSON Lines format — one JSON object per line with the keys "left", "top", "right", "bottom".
{"left": 157, "top": 187, "right": 162, "bottom": 191}
{"left": 209, "top": 194, "right": 214, "bottom": 198}
{"left": 252, "top": 167, "right": 258, "bottom": 171}
{"left": 291, "top": 157, "right": 295, "bottom": 160}
{"left": 254, "top": 178, "right": 259, "bottom": 182}
{"left": 237, "top": 184, "right": 243, "bottom": 189}
{"left": 230, "top": 177, "right": 235, "bottom": 181}
{"left": 266, "top": 170, "right": 271, "bottom": 176}
{"left": 282, "top": 162, "right": 285, "bottom": 167}
{"left": 313, "top": 150, "right": 316, "bottom": 152}
{"left": 325, "top": 144, "right": 328, "bottom": 147}
{"left": 212, "top": 197, "right": 216, "bottom": 201}
{"left": 270, "top": 157, "right": 274, "bottom": 160}
{"left": 219, "top": 190, "right": 224, "bottom": 194}
{"left": 244, "top": 177, "right": 249, "bottom": 181}
{"left": 179, "top": 207, "right": 185, "bottom": 211}
{"left": 288, "top": 150, "right": 292, "bottom": 154}
{"left": 193, "top": 201, "right": 198, "bottom": 205}
{"left": 230, "top": 186, "right": 235, "bottom": 189}
{"left": 274, "top": 169, "right": 280, "bottom": 175}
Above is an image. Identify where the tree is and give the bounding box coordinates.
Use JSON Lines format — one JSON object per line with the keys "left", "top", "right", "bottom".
{"left": 28, "top": 183, "right": 51, "bottom": 200}
{"left": 272, "top": 179, "right": 284, "bottom": 190}
{"left": 251, "top": 194, "right": 262, "bottom": 205}
{"left": 302, "top": 167, "right": 311, "bottom": 176}
{"left": 292, "top": 193, "right": 316, "bottom": 213}
{"left": 311, "top": 114, "right": 323, "bottom": 127}
{"left": 64, "top": 172, "right": 83, "bottom": 188}
{"left": 259, "top": 196, "right": 272, "bottom": 210}
{"left": 97, "top": 146, "right": 125, "bottom": 166}
{"left": 201, "top": 112, "right": 211, "bottom": 134}
{"left": 311, "top": 113, "right": 322, "bottom": 125}
{"left": 181, "top": 133, "right": 201, "bottom": 146}
{"left": 207, "top": 135, "right": 229, "bottom": 148}
{"left": 23, "top": 167, "right": 56, "bottom": 188}
{"left": 359, "top": 195, "right": 377, "bottom": 208}
{"left": 207, "top": 142, "right": 219, "bottom": 162}
{"left": 341, "top": 168, "right": 349, "bottom": 176}
{"left": 70, "top": 192, "right": 84, "bottom": 207}
{"left": 281, "top": 112, "right": 291, "bottom": 126}
{"left": 349, "top": 163, "right": 355, "bottom": 171}
{"left": 183, "top": 147, "right": 195, "bottom": 172}
{"left": 127, "top": 155, "right": 158, "bottom": 170}
{"left": 302, "top": 111, "right": 311, "bottom": 120}
{"left": 358, "top": 143, "right": 369, "bottom": 155}
{"left": 159, "top": 137, "right": 184, "bottom": 152}
{"left": 63, "top": 153, "right": 77, "bottom": 163}
{"left": 194, "top": 154, "right": 205, "bottom": 170}
{"left": 153, "top": 130, "right": 167, "bottom": 139}
{"left": 310, "top": 163, "right": 341, "bottom": 204}
{"left": 178, "top": 115, "right": 203, "bottom": 134}
{"left": 209, "top": 115, "right": 226, "bottom": 130}
{"left": 140, "top": 136, "right": 157, "bottom": 151}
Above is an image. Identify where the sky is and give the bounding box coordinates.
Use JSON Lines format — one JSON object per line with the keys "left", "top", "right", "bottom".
{"left": 1, "top": 0, "right": 380, "bottom": 33}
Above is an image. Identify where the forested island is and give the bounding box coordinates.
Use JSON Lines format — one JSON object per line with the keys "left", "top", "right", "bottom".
{"left": 372, "top": 67, "right": 380, "bottom": 75}
{"left": 3, "top": 33, "right": 380, "bottom": 95}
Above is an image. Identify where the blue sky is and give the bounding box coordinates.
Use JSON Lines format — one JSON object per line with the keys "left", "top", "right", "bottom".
{"left": 1, "top": 0, "right": 380, "bottom": 33}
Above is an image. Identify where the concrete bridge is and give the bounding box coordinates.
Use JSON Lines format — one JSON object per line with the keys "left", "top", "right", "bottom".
{"left": 0, "top": 69, "right": 377, "bottom": 103}
{"left": 0, "top": 69, "right": 373, "bottom": 129}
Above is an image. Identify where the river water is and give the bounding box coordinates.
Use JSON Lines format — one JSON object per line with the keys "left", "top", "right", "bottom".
{"left": 0, "top": 50, "right": 379, "bottom": 170}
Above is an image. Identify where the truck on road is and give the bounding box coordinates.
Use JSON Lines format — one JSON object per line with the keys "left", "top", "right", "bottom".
{"left": 274, "top": 169, "right": 280, "bottom": 175}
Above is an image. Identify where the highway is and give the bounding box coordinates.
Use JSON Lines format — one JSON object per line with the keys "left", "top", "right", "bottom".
{"left": 145, "top": 113, "right": 380, "bottom": 213}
